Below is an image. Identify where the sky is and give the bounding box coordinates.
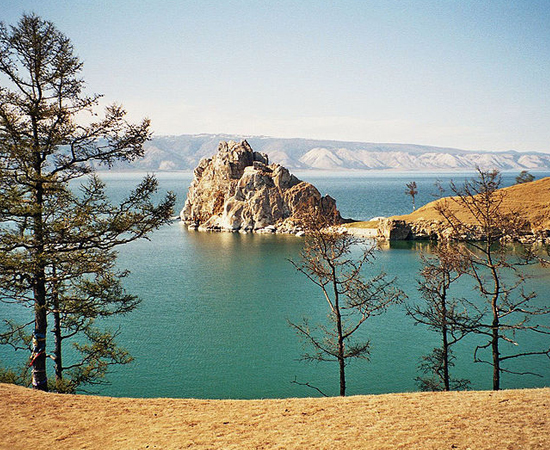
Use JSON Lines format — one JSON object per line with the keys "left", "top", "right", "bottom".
{"left": 2, "top": 0, "right": 550, "bottom": 152}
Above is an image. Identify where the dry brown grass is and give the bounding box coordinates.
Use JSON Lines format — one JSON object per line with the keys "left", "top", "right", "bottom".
{"left": 345, "top": 220, "right": 379, "bottom": 229}
{"left": 393, "top": 177, "right": 550, "bottom": 229}
{"left": 348, "top": 177, "right": 550, "bottom": 231}
{"left": 1, "top": 383, "right": 549, "bottom": 449}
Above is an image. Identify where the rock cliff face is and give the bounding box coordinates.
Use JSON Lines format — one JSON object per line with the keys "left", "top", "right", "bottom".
{"left": 180, "top": 140, "right": 342, "bottom": 233}
{"left": 377, "top": 219, "right": 550, "bottom": 243}
{"left": 377, "top": 219, "right": 455, "bottom": 241}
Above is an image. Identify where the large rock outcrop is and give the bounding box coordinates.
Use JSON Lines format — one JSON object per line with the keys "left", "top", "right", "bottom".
{"left": 180, "top": 140, "right": 342, "bottom": 233}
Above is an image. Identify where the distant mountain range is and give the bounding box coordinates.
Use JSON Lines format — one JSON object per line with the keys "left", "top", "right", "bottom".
{"left": 106, "top": 134, "right": 550, "bottom": 171}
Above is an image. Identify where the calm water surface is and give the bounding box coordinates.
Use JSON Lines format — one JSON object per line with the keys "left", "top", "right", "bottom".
{"left": 2, "top": 170, "right": 549, "bottom": 398}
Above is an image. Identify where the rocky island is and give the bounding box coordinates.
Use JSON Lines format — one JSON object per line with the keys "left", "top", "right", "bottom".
{"left": 180, "top": 140, "right": 342, "bottom": 233}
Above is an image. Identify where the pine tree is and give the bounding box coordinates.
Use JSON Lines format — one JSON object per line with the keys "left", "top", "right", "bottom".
{"left": 0, "top": 14, "right": 175, "bottom": 391}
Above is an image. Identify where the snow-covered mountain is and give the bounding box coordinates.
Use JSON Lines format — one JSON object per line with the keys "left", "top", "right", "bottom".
{"left": 108, "top": 134, "right": 550, "bottom": 171}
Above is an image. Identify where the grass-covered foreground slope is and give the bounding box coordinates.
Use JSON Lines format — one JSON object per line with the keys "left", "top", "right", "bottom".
{"left": 393, "top": 177, "right": 550, "bottom": 230}
{"left": 1, "top": 383, "right": 549, "bottom": 449}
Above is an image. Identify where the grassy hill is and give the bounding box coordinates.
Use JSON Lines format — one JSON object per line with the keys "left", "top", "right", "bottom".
{"left": 1, "top": 383, "right": 549, "bottom": 449}
{"left": 349, "top": 177, "right": 550, "bottom": 233}
{"left": 394, "top": 176, "right": 550, "bottom": 230}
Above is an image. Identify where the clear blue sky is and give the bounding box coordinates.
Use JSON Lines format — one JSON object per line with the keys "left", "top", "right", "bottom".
{"left": 3, "top": 0, "right": 550, "bottom": 152}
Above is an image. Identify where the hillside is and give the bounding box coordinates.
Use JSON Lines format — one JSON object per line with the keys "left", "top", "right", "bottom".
{"left": 1, "top": 383, "right": 549, "bottom": 449}
{"left": 392, "top": 176, "right": 550, "bottom": 230}
{"left": 105, "top": 134, "right": 550, "bottom": 171}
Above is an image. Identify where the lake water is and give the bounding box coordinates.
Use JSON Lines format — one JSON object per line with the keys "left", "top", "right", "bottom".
{"left": 1, "top": 170, "right": 549, "bottom": 398}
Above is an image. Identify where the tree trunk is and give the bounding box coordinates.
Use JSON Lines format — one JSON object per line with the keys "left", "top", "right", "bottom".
{"left": 31, "top": 137, "right": 48, "bottom": 391}
{"left": 52, "top": 269, "right": 63, "bottom": 386}
{"left": 32, "top": 285, "right": 48, "bottom": 391}
{"left": 491, "top": 275, "right": 500, "bottom": 390}
{"left": 441, "top": 284, "right": 450, "bottom": 391}
{"left": 53, "top": 309, "right": 62, "bottom": 384}
{"left": 489, "top": 253, "right": 500, "bottom": 391}
{"left": 442, "top": 328, "right": 450, "bottom": 391}
{"left": 336, "top": 310, "right": 346, "bottom": 396}
{"left": 491, "top": 313, "right": 500, "bottom": 390}
{"left": 331, "top": 267, "right": 346, "bottom": 397}
{"left": 31, "top": 255, "right": 48, "bottom": 390}
{"left": 339, "top": 355, "right": 346, "bottom": 397}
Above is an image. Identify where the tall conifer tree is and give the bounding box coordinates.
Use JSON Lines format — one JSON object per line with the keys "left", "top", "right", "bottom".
{"left": 0, "top": 14, "right": 175, "bottom": 391}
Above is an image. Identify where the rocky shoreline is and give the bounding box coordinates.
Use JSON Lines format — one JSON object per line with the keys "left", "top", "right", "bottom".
{"left": 348, "top": 176, "right": 550, "bottom": 244}
{"left": 343, "top": 217, "right": 550, "bottom": 244}
{"left": 180, "top": 147, "right": 550, "bottom": 243}
{"left": 376, "top": 218, "right": 550, "bottom": 244}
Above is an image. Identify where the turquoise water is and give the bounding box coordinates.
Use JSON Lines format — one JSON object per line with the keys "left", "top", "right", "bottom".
{"left": 1, "top": 170, "right": 549, "bottom": 398}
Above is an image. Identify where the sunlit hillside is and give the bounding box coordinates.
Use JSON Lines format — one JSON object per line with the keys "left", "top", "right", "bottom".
{"left": 391, "top": 177, "right": 550, "bottom": 230}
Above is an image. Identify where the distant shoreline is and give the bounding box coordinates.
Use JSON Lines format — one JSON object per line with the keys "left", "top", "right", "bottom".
{"left": 94, "top": 168, "right": 550, "bottom": 175}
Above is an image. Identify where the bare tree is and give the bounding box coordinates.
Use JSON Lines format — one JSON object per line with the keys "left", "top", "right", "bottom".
{"left": 407, "top": 244, "right": 478, "bottom": 391}
{"left": 436, "top": 168, "right": 550, "bottom": 390}
{"left": 406, "top": 182, "right": 418, "bottom": 211}
{"left": 289, "top": 216, "right": 402, "bottom": 396}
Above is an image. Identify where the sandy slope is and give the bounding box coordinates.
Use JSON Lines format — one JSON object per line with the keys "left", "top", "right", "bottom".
{"left": 1, "top": 384, "right": 549, "bottom": 449}
{"left": 393, "top": 177, "right": 550, "bottom": 229}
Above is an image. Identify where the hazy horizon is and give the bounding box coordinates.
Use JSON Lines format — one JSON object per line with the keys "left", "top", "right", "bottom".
{"left": 3, "top": 1, "right": 550, "bottom": 153}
